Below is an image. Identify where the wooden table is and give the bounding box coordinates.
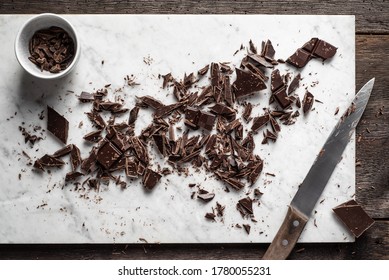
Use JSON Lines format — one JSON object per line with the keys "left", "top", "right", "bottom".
{"left": 0, "top": 0, "right": 387, "bottom": 260}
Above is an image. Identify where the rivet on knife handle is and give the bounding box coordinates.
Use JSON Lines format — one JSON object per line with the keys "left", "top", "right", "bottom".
{"left": 262, "top": 206, "right": 308, "bottom": 260}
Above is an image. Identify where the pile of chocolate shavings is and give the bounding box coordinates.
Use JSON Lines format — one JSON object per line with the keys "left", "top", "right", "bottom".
{"left": 31, "top": 37, "right": 337, "bottom": 227}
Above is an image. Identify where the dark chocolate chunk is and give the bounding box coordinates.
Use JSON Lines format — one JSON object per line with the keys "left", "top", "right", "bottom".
{"left": 271, "top": 69, "right": 284, "bottom": 92}
{"left": 286, "top": 48, "right": 311, "bottom": 68}
{"left": 197, "top": 189, "right": 215, "bottom": 202}
{"left": 273, "top": 86, "right": 292, "bottom": 109}
{"left": 86, "top": 111, "right": 106, "bottom": 129}
{"left": 161, "top": 73, "right": 173, "bottom": 88}
{"left": 139, "top": 95, "right": 164, "bottom": 110}
{"left": 70, "top": 145, "right": 82, "bottom": 171}
{"left": 155, "top": 102, "right": 183, "bottom": 119}
{"left": 205, "top": 212, "right": 216, "bottom": 221}
{"left": 96, "top": 140, "right": 122, "bottom": 170}
{"left": 185, "top": 107, "right": 200, "bottom": 129}
{"left": 333, "top": 199, "right": 375, "bottom": 238}
{"left": 302, "top": 91, "right": 315, "bottom": 114}
{"left": 242, "top": 102, "right": 253, "bottom": 122}
{"left": 83, "top": 130, "right": 103, "bottom": 143}
{"left": 197, "top": 64, "right": 209, "bottom": 76}
{"left": 248, "top": 160, "right": 263, "bottom": 184}
{"left": 152, "top": 133, "right": 167, "bottom": 156}
{"left": 209, "top": 103, "right": 236, "bottom": 121}
{"left": 47, "top": 106, "right": 69, "bottom": 144}
{"left": 38, "top": 154, "right": 65, "bottom": 167}
{"left": 249, "top": 39, "right": 257, "bottom": 54}
{"left": 313, "top": 39, "right": 337, "bottom": 60}
{"left": 262, "top": 40, "right": 276, "bottom": 62}
{"left": 142, "top": 168, "right": 162, "bottom": 191}
{"left": 65, "top": 171, "right": 84, "bottom": 182}
{"left": 78, "top": 91, "right": 95, "bottom": 102}
{"left": 232, "top": 68, "right": 266, "bottom": 99}
{"left": 223, "top": 75, "right": 234, "bottom": 106}
{"left": 238, "top": 197, "right": 253, "bottom": 215}
{"left": 269, "top": 115, "right": 281, "bottom": 133}
{"left": 251, "top": 113, "right": 270, "bottom": 132}
{"left": 197, "top": 111, "right": 216, "bottom": 131}
{"left": 125, "top": 157, "right": 138, "bottom": 178}
{"left": 242, "top": 224, "right": 251, "bottom": 234}
{"left": 128, "top": 106, "right": 140, "bottom": 125}
{"left": 288, "top": 73, "right": 301, "bottom": 94}
{"left": 246, "top": 54, "right": 274, "bottom": 68}
{"left": 210, "top": 63, "right": 221, "bottom": 87}
{"left": 53, "top": 144, "right": 73, "bottom": 158}
{"left": 216, "top": 202, "right": 225, "bottom": 217}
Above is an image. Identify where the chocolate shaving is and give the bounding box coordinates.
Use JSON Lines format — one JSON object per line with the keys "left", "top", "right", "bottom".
{"left": 302, "top": 91, "right": 315, "bottom": 114}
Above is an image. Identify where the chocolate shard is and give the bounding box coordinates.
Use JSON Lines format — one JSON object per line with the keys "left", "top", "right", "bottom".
{"left": 242, "top": 224, "right": 251, "bottom": 234}
{"left": 142, "top": 168, "right": 162, "bottom": 191}
{"left": 313, "top": 39, "right": 337, "bottom": 60}
{"left": 262, "top": 40, "right": 276, "bottom": 62}
{"left": 205, "top": 212, "right": 216, "bottom": 221}
{"left": 286, "top": 48, "right": 311, "bottom": 68}
{"left": 155, "top": 102, "right": 183, "bottom": 119}
{"left": 83, "top": 130, "right": 103, "bottom": 143}
{"left": 185, "top": 107, "right": 200, "bottom": 129}
{"left": 333, "top": 199, "right": 375, "bottom": 238}
{"left": 96, "top": 140, "right": 122, "bottom": 170}
{"left": 70, "top": 145, "right": 82, "bottom": 171}
{"left": 273, "top": 86, "right": 292, "bottom": 109}
{"left": 251, "top": 113, "right": 270, "bottom": 132}
{"left": 161, "top": 73, "right": 173, "bottom": 88}
{"left": 248, "top": 160, "right": 263, "bottom": 184}
{"left": 65, "top": 171, "right": 84, "bottom": 182}
{"left": 86, "top": 111, "right": 106, "bottom": 129}
{"left": 197, "top": 64, "right": 209, "bottom": 76}
{"left": 125, "top": 157, "right": 138, "bottom": 178}
{"left": 209, "top": 103, "right": 236, "bottom": 121}
{"left": 78, "top": 91, "right": 95, "bottom": 102}
{"left": 128, "top": 106, "right": 140, "bottom": 125}
{"left": 288, "top": 73, "right": 301, "bottom": 94}
{"left": 197, "top": 189, "right": 215, "bottom": 202}
{"left": 246, "top": 54, "right": 274, "bottom": 68}
{"left": 210, "top": 62, "right": 221, "bottom": 87}
{"left": 197, "top": 111, "right": 216, "bottom": 131}
{"left": 223, "top": 75, "right": 234, "bottom": 106}
{"left": 80, "top": 147, "right": 98, "bottom": 174}
{"left": 47, "top": 106, "right": 69, "bottom": 144}
{"left": 238, "top": 197, "right": 253, "bottom": 215}
{"left": 269, "top": 115, "right": 281, "bottom": 133}
{"left": 152, "top": 133, "right": 167, "bottom": 156}
{"left": 302, "top": 91, "right": 315, "bottom": 114}
{"left": 53, "top": 144, "right": 73, "bottom": 158}
{"left": 139, "top": 95, "right": 164, "bottom": 110}
{"left": 242, "top": 102, "right": 253, "bottom": 122}
{"left": 232, "top": 68, "right": 266, "bottom": 99}
{"left": 271, "top": 69, "right": 284, "bottom": 92}
{"left": 39, "top": 154, "right": 65, "bottom": 167}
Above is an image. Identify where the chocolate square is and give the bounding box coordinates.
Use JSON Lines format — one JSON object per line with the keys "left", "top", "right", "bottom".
{"left": 47, "top": 106, "right": 69, "bottom": 144}
{"left": 96, "top": 140, "right": 122, "bottom": 170}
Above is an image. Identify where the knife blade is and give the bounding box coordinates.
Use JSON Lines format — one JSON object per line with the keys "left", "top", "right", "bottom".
{"left": 262, "top": 78, "right": 375, "bottom": 260}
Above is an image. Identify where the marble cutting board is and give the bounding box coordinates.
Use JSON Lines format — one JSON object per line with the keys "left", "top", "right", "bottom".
{"left": 0, "top": 15, "right": 355, "bottom": 243}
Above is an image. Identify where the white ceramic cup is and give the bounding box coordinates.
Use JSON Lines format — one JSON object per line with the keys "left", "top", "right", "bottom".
{"left": 14, "top": 13, "right": 80, "bottom": 79}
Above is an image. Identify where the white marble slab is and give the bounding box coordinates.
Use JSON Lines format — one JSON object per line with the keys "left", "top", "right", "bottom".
{"left": 0, "top": 15, "right": 355, "bottom": 243}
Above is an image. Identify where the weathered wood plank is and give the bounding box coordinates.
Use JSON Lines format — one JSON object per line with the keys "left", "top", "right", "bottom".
{"left": 0, "top": 221, "right": 386, "bottom": 259}
{"left": 355, "top": 35, "right": 389, "bottom": 219}
{"left": 0, "top": 0, "right": 388, "bottom": 34}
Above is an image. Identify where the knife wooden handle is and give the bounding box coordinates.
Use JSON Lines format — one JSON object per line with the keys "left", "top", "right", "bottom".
{"left": 262, "top": 205, "right": 308, "bottom": 260}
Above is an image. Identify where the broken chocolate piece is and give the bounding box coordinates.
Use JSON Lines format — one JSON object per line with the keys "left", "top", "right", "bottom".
{"left": 197, "top": 111, "right": 216, "bottom": 131}
{"left": 205, "top": 212, "right": 216, "bottom": 221}
{"left": 128, "top": 106, "right": 140, "bottom": 125}
{"left": 288, "top": 73, "right": 301, "bottom": 94}
{"left": 47, "top": 106, "right": 69, "bottom": 144}
{"left": 232, "top": 68, "right": 266, "bottom": 99}
{"left": 65, "top": 171, "right": 84, "bottom": 182}
{"left": 38, "top": 154, "right": 65, "bottom": 167}
{"left": 238, "top": 197, "right": 253, "bottom": 215}
{"left": 273, "top": 86, "right": 292, "bottom": 109}
{"left": 333, "top": 199, "right": 375, "bottom": 238}
{"left": 271, "top": 69, "right": 284, "bottom": 92}
{"left": 96, "top": 140, "right": 122, "bottom": 170}
{"left": 313, "top": 39, "right": 337, "bottom": 60}
{"left": 197, "top": 189, "right": 215, "bottom": 202}
{"left": 86, "top": 111, "right": 106, "bottom": 129}
{"left": 142, "top": 168, "right": 162, "bottom": 191}
{"left": 251, "top": 113, "right": 270, "bottom": 132}
{"left": 83, "top": 130, "right": 103, "bottom": 143}
{"left": 70, "top": 145, "right": 82, "bottom": 171}
{"left": 242, "top": 102, "right": 252, "bottom": 122}
{"left": 125, "top": 157, "right": 138, "bottom": 178}
{"left": 78, "top": 91, "right": 95, "bottom": 102}
{"left": 302, "top": 91, "right": 315, "bottom": 114}
{"left": 139, "top": 95, "right": 164, "bottom": 110}
{"left": 286, "top": 48, "right": 311, "bottom": 68}
{"left": 242, "top": 224, "right": 251, "bottom": 234}
{"left": 53, "top": 144, "right": 73, "bottom": 158}
{"left": 210, "top": 103, "right": 236, "bottom": 121}
{"left": 197, "top": 64, "right": 209, "bottom": 76}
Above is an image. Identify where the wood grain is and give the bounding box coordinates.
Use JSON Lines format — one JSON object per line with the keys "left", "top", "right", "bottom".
{"left": 0, "top": 0, "right": 388, "bottom": 34}
{"left": 0, "top": 1, "right": 388, "bottom": 260}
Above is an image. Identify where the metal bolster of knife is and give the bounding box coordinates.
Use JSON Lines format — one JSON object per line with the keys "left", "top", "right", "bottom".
{"left": 262, "top": 205, "right": 309, "bottom": 260}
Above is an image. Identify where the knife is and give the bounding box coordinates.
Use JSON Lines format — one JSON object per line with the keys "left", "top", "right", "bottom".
{"left": 262, "top": 78, "right": 375, "bottom": 260}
